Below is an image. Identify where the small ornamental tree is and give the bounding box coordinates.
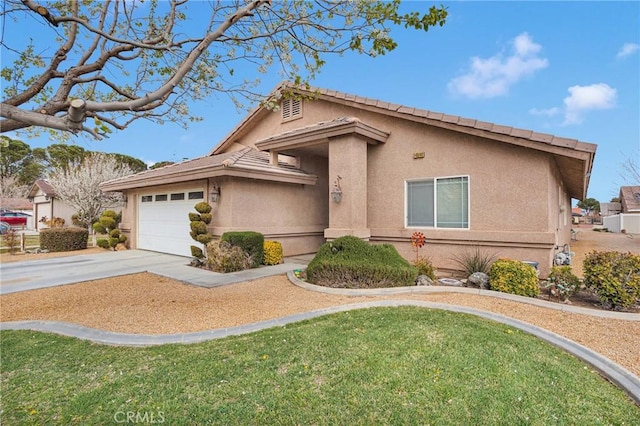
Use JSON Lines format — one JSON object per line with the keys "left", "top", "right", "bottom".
{"left": 189, "top": 201, "right": 214, "bottom": 260}
{"left": 93, "top": 210, "right": 126, "bottom": 250}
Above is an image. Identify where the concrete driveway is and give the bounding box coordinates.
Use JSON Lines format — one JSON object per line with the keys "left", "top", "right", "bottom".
{"left": 0, "top": 250, "right": 309, "bottom": 295}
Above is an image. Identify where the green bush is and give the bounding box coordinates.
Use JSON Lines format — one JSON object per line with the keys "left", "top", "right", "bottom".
{"left": 190, "top": 245, "right": 204, "bottom": 259}
{"left": 489, "top": 259, "right": 539, "bottom": 297}
{"left": 263, "top": 240, "right": 284, "bottom": 265}
{"left": 188, "top": 202, "right": 214, "bottom": 259}
{"left": 206, "top": 240, "right": 253, "bottom": 273}
{"left": 200, "top": 213, "right": 213, "bottom": 224}
{"left": 40, "top": 227, "right": 88, "bottom": 252}
{"left": 93, "top": 210, "right": 126, "bottom": 250}
{"left": 412, "top": 256, "right": 437, "bottom": 281}
{"left": 453, "top": 245, "right": 497, "bottom": 275}
{"left": 306, "top": 236, "right": 418, "bottom": 288}
{"left": 190, "top": 221, "right": 208, "bottom": 235}
{"left": 221, "top": 231, "right": 264, "bottom": 268}
{"left": 195, "top": 202, "right": 212, "bottom": 214}
{"left": 583, "top": 251, "right": 640, "bottom": 310}
{"left": 545, "top": 266, "right": 581, "bottom": 301}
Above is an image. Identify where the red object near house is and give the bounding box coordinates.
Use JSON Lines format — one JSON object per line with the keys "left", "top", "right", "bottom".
{"left": 0, "top": 211, "right": 28, "bottom": 227}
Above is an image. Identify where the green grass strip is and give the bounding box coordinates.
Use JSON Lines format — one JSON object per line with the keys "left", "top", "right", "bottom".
{"left": 1, "top": 307, "right": 638, "bottom": 425}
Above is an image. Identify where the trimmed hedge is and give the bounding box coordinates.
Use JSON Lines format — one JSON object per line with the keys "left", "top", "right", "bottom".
{"left": 489, "top": 259, "right": 539, "bottom": 297}
{"left": 306, "top": 236, "right": 418, "bottom": 288}
{"left": 263, "top": 240, "right": 284, "bottom": 265}
{"left": 583, "top": 251, "right": 640, "bottom": 310}
{"left": 40, "top": 227, "right": 88, "bottom": 252}
{"left": 221, "top": 231, "right": 264, "bottom": 268}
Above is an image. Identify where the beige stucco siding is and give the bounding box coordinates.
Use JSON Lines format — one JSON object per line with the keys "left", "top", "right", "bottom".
{"left": 211, "top": 155, "right": 329, "bottom": 255}
{"left": 366, "top": 123, "right": 553, "bottom": 232}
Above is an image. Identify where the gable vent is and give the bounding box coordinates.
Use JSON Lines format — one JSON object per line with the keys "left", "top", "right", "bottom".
{"left": 281, "top": 98, "right": 302, "bottom": 121}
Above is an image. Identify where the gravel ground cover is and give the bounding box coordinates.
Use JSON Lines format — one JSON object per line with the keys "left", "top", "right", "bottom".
{"left": 1, "top": 227, "right": 638, "bottom": 376}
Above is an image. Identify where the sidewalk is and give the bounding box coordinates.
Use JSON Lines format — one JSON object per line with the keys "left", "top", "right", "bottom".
{"left": 0, "top": 250, "right": 310, "bottom": 295}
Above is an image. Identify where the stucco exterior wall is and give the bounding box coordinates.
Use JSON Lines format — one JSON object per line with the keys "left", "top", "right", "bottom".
{"left": 115, "top": 95, "right": 588, "bottom": 277}
{"left": 211, "top": 155, "right": 329, "bottom": 255}
{"left": 218, "top": 97, "right": 579, "bottom": 276}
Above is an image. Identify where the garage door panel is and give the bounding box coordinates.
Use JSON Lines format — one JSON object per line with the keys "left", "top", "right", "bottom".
{"left": 138, "top": 190, "right": 203, "bottom": 257}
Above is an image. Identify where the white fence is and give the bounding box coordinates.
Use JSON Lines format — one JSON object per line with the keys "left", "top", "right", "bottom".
{"left": 602, "top": 214, "right": 640, "bottom": 234}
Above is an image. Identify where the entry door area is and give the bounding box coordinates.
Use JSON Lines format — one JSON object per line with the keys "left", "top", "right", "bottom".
{"left": 137, "top": 189, "right": 204, "bottom": 257}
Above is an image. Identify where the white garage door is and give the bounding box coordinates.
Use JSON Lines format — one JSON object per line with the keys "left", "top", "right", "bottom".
{"left": 137, "top": 189, "right": 205, "bottom": 257}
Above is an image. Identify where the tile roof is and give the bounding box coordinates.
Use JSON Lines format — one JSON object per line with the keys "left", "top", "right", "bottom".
{"left": 255, "top": 116, "right": 389, "bottom": 150}
{"left": 27, "top": 179, "right": 56, "bottom": 198}
{"left": 620, "top": 185, "right": 640, "bottom": 213}
{"left": 309, "top": 85, "right": 595, "bottom": 156}
{"left": 210, "top": 82, "right": 596, "bottom": 200}
{"left": 212, "top": 82, "right": 596, "bottom": 159}
{"left": 0, "top": 197, "right": 33, "bottom": 210}
{"left": 100, "top": 148, "right": 317, "bottom": 191}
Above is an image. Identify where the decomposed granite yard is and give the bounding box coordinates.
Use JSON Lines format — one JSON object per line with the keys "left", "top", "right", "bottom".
{"left": 1, "top": 226, "right": 639, "bottom": 376}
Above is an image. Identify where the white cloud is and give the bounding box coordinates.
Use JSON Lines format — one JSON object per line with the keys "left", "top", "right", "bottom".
{"left": 562, "top": 83, "right": 617, "bottom": 125}
{"left": 616, "top": 42, "right": 639, "bottom": 59}
{"left": 448, "top": 33, "right": 549, "bottom": 99}
{"left": 529, "top": 107, "right": 561, "bottom": 117}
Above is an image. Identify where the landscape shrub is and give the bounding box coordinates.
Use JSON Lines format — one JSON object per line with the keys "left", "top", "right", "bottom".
{"left": 453, "top": 245, "right": 497, "bottom": 275}
{"left": 545, "top": 266, "right": 581, "bottom": 301}
{"left": 583, "top": 251, "right": 640, "bottom": 310}
{"left": 93, "top": 210, "right": 126, "bottom": 250}
{"left": 206, "top": 240, "right": 253, "bottom": 273}
{"left": 188, "top": 202, "right": 214, "bottom": 260}
{"left": 194, "top": 202, "right": 212, "bottom": 214}
{"left": 489, "top": 258, "right": 539, "bottom": 297}
{"left": 2, "top": 228, "right": 20, "bottom": 254}
{"left": 306, "top": 236, "right": 418, "bottom": 288}
{"left": 221, "top": 231, "right": 264, "bottom": 268}
{"left": 40, "top": 227, "right": 88, "bottom": 252}
{"left": 412, "top": 256, "right": 437, "bottom": 281}
{"left": 263, "top": 240, "right": 284, "bottom": 265}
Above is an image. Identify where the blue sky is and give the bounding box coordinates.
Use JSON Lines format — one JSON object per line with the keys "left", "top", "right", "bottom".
{"left": 6, "top": 1, "right": 639, "bottom": 204}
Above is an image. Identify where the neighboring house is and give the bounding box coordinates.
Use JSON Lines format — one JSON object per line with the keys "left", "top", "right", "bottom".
{"left": 600, "top": 202, "right": 622, "bottom": 217}
{"left": 101, "top": 83, "right": 597, "bottom": 277}
{"left": 571, "top": 207, "right": 583, "bottom": 225}
{"left": 619, "top": 186, "right": 640, "bottom": 214}
{"left": 0, "top": 197, "right": 34, "bottom": 229}
{"left": 602, "top": 186, "right": 640, "bottom": 234}
{"left": 27, "top": 179, "right": 76, "bottom": 231}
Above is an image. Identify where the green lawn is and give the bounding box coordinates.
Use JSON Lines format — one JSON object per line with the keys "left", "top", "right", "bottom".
{"left": 1, "top": 307, "right": 638, "bottom": 425}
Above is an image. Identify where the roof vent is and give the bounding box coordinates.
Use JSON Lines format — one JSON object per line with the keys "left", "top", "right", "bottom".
{"left": 281, "top": 98, "right": 302, "bottom": 121}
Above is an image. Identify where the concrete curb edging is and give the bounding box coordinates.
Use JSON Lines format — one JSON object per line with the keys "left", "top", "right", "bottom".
{"left": 286, "top": 271, "right": 640, "bottom": 321}
{"left": 2, "top": 300, "right": 639, "bottom": 406}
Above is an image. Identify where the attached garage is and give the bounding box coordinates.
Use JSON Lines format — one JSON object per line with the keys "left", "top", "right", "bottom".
{"left": 137, "top": 189, "right": 204, "bottom": 257}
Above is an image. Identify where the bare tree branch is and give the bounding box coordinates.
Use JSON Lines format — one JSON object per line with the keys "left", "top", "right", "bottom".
{"left": 1, "top": 0, "right": 447, "bottom": 138}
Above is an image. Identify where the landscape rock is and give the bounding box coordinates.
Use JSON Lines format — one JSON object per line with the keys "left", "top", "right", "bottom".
{"left": 438, "top": 278, "right": 463, "bottom": 287}
{"left": 415, "top": 275, "right": 434, "bottom": 286}
{"left": 468, "top": 272, "right": 490, "bottom": 289}
{"left": 115, "top": 243, "right": 128, "bottom": 251}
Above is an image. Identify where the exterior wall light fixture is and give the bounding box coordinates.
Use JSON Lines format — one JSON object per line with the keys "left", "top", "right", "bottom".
{"left": 210, "top": 183, "right": 220, "bottom": 203}
{"left": 331, "top": 175, "right": 343, "bottom": 203}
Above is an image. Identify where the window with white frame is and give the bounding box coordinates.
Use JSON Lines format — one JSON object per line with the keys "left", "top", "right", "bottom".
{"left": 406, "top": 176, "right": 469, "bottom": 228}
